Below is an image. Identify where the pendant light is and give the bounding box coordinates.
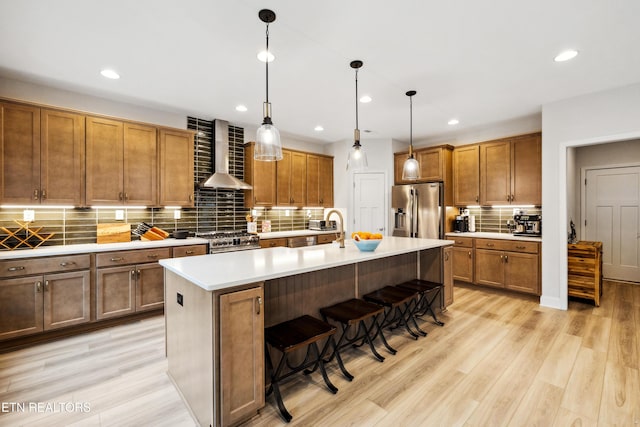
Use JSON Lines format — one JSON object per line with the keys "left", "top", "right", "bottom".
{"left": 402, "top": 90, "right": 420, "bottom": 180}
{"left": 346, "top": 60, "right": 368, "bottom": 171}
{"left": 255, "top": 9, "right": 283, "bottom": 161}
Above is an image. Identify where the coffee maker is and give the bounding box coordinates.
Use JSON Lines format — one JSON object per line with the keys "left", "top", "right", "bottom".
{"left": 453, "top": 208, "right": 470, "bottom": 233}
{"left": 513, "top": 214, "right": 541, "bottom": 236}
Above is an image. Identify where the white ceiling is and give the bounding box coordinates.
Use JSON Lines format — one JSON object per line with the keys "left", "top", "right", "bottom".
{"left": 2, "top": 0, "right": 640, "bottom": 144}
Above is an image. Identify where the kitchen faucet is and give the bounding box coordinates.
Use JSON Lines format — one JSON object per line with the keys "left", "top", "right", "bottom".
{"left": 325, "top": 209, "right": 345, "bottom": 248}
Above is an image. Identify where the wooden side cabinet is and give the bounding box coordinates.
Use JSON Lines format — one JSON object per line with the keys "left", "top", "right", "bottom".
{"left": 159, "top": 128, "right": 195, "bottom": 207}
{"left": 446, "top": 236, "right": 474, "bottom": 283}
{"left": 307, "top": 154, "right": 334, "bottom": 207}
{"left": 244, "top": 141, "right": 277, "bottom": 207}
{"left": 277, "top": 150, "right": 307, "bottom": 207}
{"left": 568, "top": 241, "right": 603, "bottom": 306}
{"left": 443, "top": 245, "right": 453, "bottom": 306}
{"left": 220, "top": 287, "right": 264, "bottom": 426}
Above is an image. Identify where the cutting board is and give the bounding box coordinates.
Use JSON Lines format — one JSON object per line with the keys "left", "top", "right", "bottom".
{"left": 97, "top": 223, "right": 131, "bottom": 244}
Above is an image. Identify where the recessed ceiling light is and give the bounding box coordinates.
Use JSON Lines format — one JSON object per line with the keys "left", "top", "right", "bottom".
{"left": 314, "top": 125, "right": 324, "bottom": 131}
{"left": 235, "top": 105, "right": 248, "bottom": 112}
{"left": 257, "top": 51, "right": 275, "bottom": 62}
{"left": 360, "top": 95, "right": 372, "bottom": 103}
{"left": 554, "top": 49, "right": 578, "bottom": 62}
{"left": 448, "top": 119, "right": 459, "bottom": 125}
{"left": 100, "top": 69, "right": 120, "bottom": 79}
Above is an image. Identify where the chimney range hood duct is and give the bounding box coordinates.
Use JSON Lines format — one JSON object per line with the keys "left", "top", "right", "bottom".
{"left": 200, "top": 120, "right": 252, "bottom": 190}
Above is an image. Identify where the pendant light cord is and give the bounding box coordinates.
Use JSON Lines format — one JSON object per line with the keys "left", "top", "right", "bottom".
{"left": 354, "top": 68, "right": 359, "bottom": 131}
{"left": 410, "top": 94, "right": 413, "bottom": 148}
{"left": 265, "top": 23, "right": 270, "bottom": 105}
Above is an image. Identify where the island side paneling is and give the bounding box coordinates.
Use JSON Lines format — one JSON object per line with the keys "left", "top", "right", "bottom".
{"left": 357, "top": 252, "right": 418, "bottom": 295}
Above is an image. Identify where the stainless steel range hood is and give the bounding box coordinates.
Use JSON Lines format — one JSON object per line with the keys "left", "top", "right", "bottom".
{"left": 200, "top": 119, "right": 252, "bottom": 190}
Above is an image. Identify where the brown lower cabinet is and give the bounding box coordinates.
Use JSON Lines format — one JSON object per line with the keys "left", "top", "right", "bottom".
{"left": 0, "top": 255, "right": 91, "bottom": 340}
{"left": 0, "top": 243, "right": 207, "bottom": 344}
{"left": 447, "top": 236, "right": 540, "bottom": 296}
{"left": 443, "top": 246, "right": 453, "bottom": 306}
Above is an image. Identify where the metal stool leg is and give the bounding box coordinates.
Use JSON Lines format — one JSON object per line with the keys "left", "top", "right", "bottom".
{"left": 265, "top": 344, "right": 293, "bottom": 423}
{"left": 313, "top": 341, "right": 338, "bottom": 394}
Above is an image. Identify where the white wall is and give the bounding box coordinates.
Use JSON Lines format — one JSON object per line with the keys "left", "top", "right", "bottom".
{"left": 0, "top": 76, "right": 188, "bottom": 129}
{"left": 542, "top": 82, "right": 640, "bottom": 310}
{"left": 326, "top": 137, "right": 394, "bottom": 235}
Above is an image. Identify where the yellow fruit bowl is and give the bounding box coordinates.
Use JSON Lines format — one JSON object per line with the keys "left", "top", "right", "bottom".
{"left": 353, "top": 239, "right": 382, "bottom": 252}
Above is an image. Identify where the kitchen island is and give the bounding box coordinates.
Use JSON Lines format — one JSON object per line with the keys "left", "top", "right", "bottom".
{"left": 159, "top": 236, "right": 453, "bottom": 427}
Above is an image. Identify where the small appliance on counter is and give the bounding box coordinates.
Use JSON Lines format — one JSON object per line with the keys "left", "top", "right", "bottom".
{"left": 309, "top": 220, "right": 337, "bottom": 231}
{"left": 513, "top": 214, "right": 541, "bottom": 236}
{"left": 453, "top": 216, "right": 469, "bottom": 233}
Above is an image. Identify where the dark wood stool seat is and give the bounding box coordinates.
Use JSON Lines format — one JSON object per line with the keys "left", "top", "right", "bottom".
{"left": 363, "top": 286, "right": 427, "bottom": 340}
{"left": 265, "top": 315, "right": 339, "bottom": 423}
{"left": 320, "top": 299, "right": 396, "bottom": 380}
{"left": 397, "top": 279, "right": 445, "bottom": 326}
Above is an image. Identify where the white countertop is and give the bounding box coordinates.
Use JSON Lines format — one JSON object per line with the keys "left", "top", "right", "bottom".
{"left": 258, "top": 229, "right": 340, "bottom": 239}
{"left": 445, "top": 231, "right": 542, "bottom": 242}
{"left": 0, "top": 237, "right": 210, "bottom": 260}
{"left": 160, "top": 236, "right": 453, "bottom": 291}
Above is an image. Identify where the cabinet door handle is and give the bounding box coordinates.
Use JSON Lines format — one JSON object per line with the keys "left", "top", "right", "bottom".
{"left": 189, "top": 194, "right": 194, "bottom": 202}
{"left": 500, "top": 255, "right": 504, "bottom": 262}
{"left": 504, "top": 255, "right": 508, "bottom": 262}
{"left": 41, "top": 189, "right": 47, "bottom": 199}
{"left": 119, "top": 192, "right": 124, "bottom": 201}
{"left": 256, "top": 296, "right": 262, "bottom": 315}
{"left": 33, "top": 189, "right": 39, "bottom": 200}
{"left": 511, "top": 194, "right": 514, "bottom": 201}
{"left": 44, "top": 280, "right": 49, "bottom": 292}
{"left": 468, "top": 251, "right": 472, "bottom": 258}
{"left": 8, "top": 266, "right": 25, "bottom": 272}
{"left": 36, "top": 281, "right": 42, "bottom": 293}
{"left": 507, "top": 194, "right": 510, "bottom": 202}
{"left": 124, "top": 192, "right": 129, "bottom": 201}
{"left": 476, "top": 195, "right": 479, "bottom": 202}
{"left": 131, "top": 270, "right": 136, "bottom": 278}
{"left": 137, "top": 269, "right": 141, "bottom": 278}
{"left": 59, "top": 261, "right": 76, "bottom": 267}
{"left": 110, "top": 257, "right": 124, "bottom": 262}
{"left": 445, "top": 252, "right": 449, "bottom": 261}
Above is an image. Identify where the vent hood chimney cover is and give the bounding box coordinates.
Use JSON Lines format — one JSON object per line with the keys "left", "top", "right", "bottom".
{"left": 200, "top": 120, "right": 252, "bottom": 190}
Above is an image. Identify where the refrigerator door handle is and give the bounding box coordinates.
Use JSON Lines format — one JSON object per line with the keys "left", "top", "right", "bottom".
{"left": 413, "top": 188, "right": 419, "bottom": 238}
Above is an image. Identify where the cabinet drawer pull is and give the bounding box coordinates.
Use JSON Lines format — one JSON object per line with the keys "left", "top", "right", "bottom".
{"left": 110, "top": 257, "right": 125, "bottom": 262}
{"left": 486, "top": 243, "right": 494, "bottom": 247}
{"left": 36, "top": 281, "right": 42, "bottom": 293}
{"left": 186, "top": 250, "right": 195, "bottom": 255}
{"left": 456, "top": 240, "right": 463, "bottom": 244}
{"left": 515, "top": 245, "right": 526, "bottom": 249}
{"left": 8, "top": 266, "right": 25, "bottom": 272}
{"left": 59, "top": 261, "right": 76, "bottom": 267}
{"left": 147, "top": 254, "right": 159, "bottom": 259}
{"left": 256, "top": 296, "right": 262, "bottom": 315}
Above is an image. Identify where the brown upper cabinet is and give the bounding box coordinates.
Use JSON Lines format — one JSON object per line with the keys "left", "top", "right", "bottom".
{"left": 480, "top": 133, "right": 541, "bottom": 206}
{"left": 277, "top": 150, "right": 307, "bottom": 207}
{"left": 86, "top": 117, "right": 157, "bottom": 206}
{"left": 394, "top": 145, "right": 453, "bottom": 205}
{"left": 1, "top": 102, "right": 84, "bottom": 205}
{"left": 306, "top": 154, "right": 333, "bottom": 207}
{"left": 158, "top": 128, "right": 195, "bottom": 207}
{"left": 244, "top": 143, "right": 334, "bottom": 208}
{"left": 453, "top": 145, "right": 480, "bottom": 206}
{"left": 244, "top": 142, "right": 277, "bottom": 207}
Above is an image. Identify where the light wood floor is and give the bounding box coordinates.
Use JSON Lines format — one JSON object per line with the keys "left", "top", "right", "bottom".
{"left": 1, "top": 281, "right": 638, "bottom": 426}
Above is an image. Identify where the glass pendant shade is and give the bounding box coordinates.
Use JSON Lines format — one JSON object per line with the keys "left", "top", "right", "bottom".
{"left": 347, "top": 142, "right": 368, "bottom": 171}
{"left": 255, "top": 9, "right": 282, "bottom": 161}
{"left": 402, "top": 155, "right": 420, "bottom": 180}
{"left": 255, "top": 121, "right": 282, "bottom": 160}
{"left": 402, "top": 89, "right": 419, "bottom": 180}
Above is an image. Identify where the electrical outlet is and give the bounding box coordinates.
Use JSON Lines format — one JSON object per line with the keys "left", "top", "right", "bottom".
{"left": 23, "top": 209, "right": 35, "bottom": 222}
{"left": 115, "top": 209, "right": 125, "bottom": 220}
{"left": 177, "top": 293, "right": 183, "bottom": 306}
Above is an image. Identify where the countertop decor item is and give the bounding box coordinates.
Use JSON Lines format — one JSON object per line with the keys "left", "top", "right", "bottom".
{"left": 401, "top": 90, "right": 420, "bottom": 180}
{"left": 0, "top": 220, "right": 54, "bottom": 250}
{"left": 254, "top": 9, "right": 283, "bottom": 161}
{"left": 346, "top": 60, "right": 368, "bottom": 171}
{"left": 97, "top": 223, "right": 131, "bottom": 244}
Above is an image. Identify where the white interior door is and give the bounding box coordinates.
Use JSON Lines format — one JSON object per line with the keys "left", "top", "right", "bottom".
{"left": 585, "top": 166, "right": 640, "bottom": 282}
{"left": 353, "top": 172, "right": 386, "bottom": 235}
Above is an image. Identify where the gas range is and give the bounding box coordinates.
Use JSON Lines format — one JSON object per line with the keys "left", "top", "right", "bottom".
{"left": 195, "top": 230, "right": 260, "bottom": 253}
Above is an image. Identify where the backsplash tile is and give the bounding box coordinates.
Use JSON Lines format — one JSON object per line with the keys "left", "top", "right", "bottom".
{"left": 465, "top": 207, "right": 542, "bottom": 233}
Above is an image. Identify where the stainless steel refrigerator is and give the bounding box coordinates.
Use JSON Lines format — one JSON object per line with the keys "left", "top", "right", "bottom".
{"left": 392, "top": 182, "right": 444, "bottom": 239}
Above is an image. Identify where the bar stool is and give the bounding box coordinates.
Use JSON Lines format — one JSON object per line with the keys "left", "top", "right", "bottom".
{"left": 264, "top": 315, "right": 339, "bottom": 423}
{"left": 363, "top": 286, "right": 427, "bottom": 339}
{"left": 397, "top": 279, "right": 445, "bottom": 326}
{"left": 320, "top": 298, "right": 396, "bottom": 380}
